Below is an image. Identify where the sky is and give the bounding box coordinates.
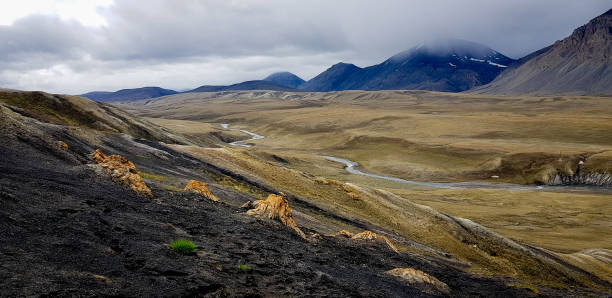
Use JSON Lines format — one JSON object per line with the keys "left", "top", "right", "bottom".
{"left": 0, "top": 0, "right": 610, "bottom": 94}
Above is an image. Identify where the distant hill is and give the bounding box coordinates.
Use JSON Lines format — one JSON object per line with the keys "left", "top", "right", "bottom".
{"left": 473, "top": 9, "right": 612, "bottom": 95}
{"left": 80, "top": 87, "right": 178, "bottom": 102}
{"left": 300, "top": 39, "right": 514, "bottom": 92}
{"left": 263, "top": 72, "right": 305, "bottom": 88}
{"left": 299, "top": 63, "right": 362, "bottom": 92}
{"left": 188, "top": 80, "right": 297, "bottom": 93}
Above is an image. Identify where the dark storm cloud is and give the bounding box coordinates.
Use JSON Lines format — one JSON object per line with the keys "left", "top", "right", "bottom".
{"left": 0, "top": 0, "right": 610, "bottom": 93}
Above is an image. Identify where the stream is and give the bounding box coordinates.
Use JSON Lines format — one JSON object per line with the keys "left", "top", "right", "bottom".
{"left": 220, "top": 123, "right": 610, "bottom": 192}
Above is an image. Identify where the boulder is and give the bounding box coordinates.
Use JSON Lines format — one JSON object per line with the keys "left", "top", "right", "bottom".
{"left": 90, "top": 149, "right": 153, "bottom": 198}
{"left": 385, "top": 267, "right": 450, "bottom": 295}
{"left": 244, "top": 193, "right": 306, "bottom": 238}
{"left": 184, "top": 180, "right": 219, "bottom": 201}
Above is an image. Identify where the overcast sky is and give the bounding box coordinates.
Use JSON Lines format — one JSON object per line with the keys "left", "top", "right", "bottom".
{"left": 0, "top": 0, "right": 610, "bottom": 94}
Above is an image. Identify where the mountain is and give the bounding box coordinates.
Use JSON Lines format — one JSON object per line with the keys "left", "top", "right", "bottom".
{"left": 188, "top": 80, "right": 297, "bottom": 93}
{"left": 299, "top": 63, "right": 362, "bottom": 92}
{"left": 473, "top": 9, "right": 612, "bottom": 95}
{"left": 299, "top": 39, "right": 514, "bottom": 92}
{"left": 263, "top": 72, "right": 305, "bottom": 88}
{"left": 80, "top": 87, "right": 178, "bottom": 102}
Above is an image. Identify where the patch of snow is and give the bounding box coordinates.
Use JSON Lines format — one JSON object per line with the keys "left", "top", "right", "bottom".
{"left": 469, "top": 58, "right": 485, "bottom": 62}
{"left": 487, "top": 61, "right": 507, "bottom": 68}
{"left": 449, "top": 62, "right": 457, "bottom": 67}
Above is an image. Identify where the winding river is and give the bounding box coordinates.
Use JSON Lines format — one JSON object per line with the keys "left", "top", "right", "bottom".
{"left": 220, "top": 124, "right": 610, "bottom": 192}
{"left": 221, "top": 123, "right": 265, "bottom": 147}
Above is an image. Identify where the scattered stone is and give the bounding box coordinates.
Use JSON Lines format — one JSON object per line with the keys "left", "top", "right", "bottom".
{"left": 90, "top": 149, "right": 153, "bottom": 198}
{"left": 244, "top": 193, "right": 306, "bottom": 238}
{"left": 385, "top": 267, "right": 450, "bottom": 295}
{"left": 184, "top": 180, "right": 219, "bottom": 202}
{"left": 57, "top": 141, "right": 68, "bottom": 151}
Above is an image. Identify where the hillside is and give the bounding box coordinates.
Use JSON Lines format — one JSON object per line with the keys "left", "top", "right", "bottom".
{"left": 300, "top": 39, "right": 514, "bottom": 92}
{"left": 2, "top": 89, "right": 610, "bottom": 296}
{"left": 473, "top": 9, "right": 612, "bottom": 95}
{"left": 81, "top": 87, "right": 178, "bottom": 102}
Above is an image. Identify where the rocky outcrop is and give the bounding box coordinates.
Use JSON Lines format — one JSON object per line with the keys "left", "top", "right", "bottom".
{"left": 333, "top": 230, "right": 399, "bottom": 253}
{"left": 90, "top": 149, "right": 153, "bottom": 198}
{"left": 243, "top": 193, "right": 306, "bottom": 238}
{"left": 385, "top": 268, "right": 450, "bottom": 295}
{"left": 542, "top": 161, "right": 612, "bottom": 187}
{"left": 184, "top": 180, "right": 219, "bottom": 201}
{"left": 547, "top": 171, "right": 612, "bottom": 187}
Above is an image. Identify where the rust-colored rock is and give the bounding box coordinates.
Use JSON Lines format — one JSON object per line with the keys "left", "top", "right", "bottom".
{"left": 58, "top": 141, "right": 68, "bottom": 151}
{"left": 352, "top": 231, "right": 399, "bottom": 253}
{"left": 184, "top": 180, "right": 219, "bottom": 201}
{"left": 332, "top": 229, "right": 399, "bottom": 253}
{"left": 333, "top": 230, "right": 355, "bottom": 238}
{"left": 385, "top": 268, "right": 450, "bottom": 295}
{"left": 244, "top": 193, "right": 306, "bottom": 238}
{"left": 90, "top": 149, "right": 153, "bottom": 198}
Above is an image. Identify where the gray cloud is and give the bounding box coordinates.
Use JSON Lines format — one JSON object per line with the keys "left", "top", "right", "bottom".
{"left": 0, "top": 0, "right": 610, "bottom": 93}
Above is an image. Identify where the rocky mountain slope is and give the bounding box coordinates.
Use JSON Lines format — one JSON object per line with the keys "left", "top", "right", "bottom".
{"left": 1, "top": 90, "right": 610, "bottom": 296}
{"left": 81, "top": 87, "right": 178, "bottom": 102}
{"left": 473, "top": 9, "right": 612, "bottom": 95}
{"left": 300, "top": 39, "right": 514, "bottom": 92}
{"left": 263, "top": 72, "right": 306, "bottom": 89}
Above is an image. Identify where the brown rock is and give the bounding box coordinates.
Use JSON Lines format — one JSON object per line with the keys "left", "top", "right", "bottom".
{"left": 385, "top": 267, "right": 450, "bottom": 295}
{"left": 57, "top": 141, "right": 68, "bottom": 151}
{"left": 352, "top": 231, "right": 399, "bottom": 253}
{"left": 245, "top": 193, "right": 306, "bottom": 238}
{"left": 90, "top": 149, "right": 153, "bottom": 198}
{"left": 332, "top": 229, "right": 399, "bottom": 253}
{"left": 332, "top": 230, "right": 354, "bottom": 238}
{"left": 184, "top": 180, "right": 219, "bottom": 201}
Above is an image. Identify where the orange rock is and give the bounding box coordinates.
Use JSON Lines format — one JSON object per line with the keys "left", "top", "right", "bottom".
{"left": 184, "top": 180, "right": 219, "bottom": 201}
{"left": 352, "top": 230, "right": 399, "bottom": 253}
{"left": 332, "top": 229, "right": 399, "bottom": 253}
{"left": 385, "top": 268, "right": 450, "bottom": 295}
{"left": 245, "top": 193, "right": 306, "bottom": 238}
{"left": 58, "top": 141, "right": 68, "bottom": 151}
{"left": 90, "top": 149, "right": 153, "bottom": 198}
{"left": 333, "top": 230, "right": 355, "bottom": 238}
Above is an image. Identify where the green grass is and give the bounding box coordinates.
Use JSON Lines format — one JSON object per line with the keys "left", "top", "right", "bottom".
{"left": 164, "top": 185, "right": 184, "bottom": 192}
{"left": 236, "top": 264, "right": 252, "bottom": 272}
{"left": 170, "top": 239, "right": 196, "bottom": 254}
{"left": 138, "top": 172, "right": 166, "bottom": 181}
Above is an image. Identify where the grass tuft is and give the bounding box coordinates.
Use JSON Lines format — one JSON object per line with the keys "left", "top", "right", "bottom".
{"left": 170, "top": 239, "right": 196, "bottom": 254}
{"left": 164, "top": 185, "right": 184, "bottom": 192}
{"left": 236, "top": 264, "right": 252, "bottom": 272}
{"left": 138, "top": 172, "right": 166, "bottom": 181}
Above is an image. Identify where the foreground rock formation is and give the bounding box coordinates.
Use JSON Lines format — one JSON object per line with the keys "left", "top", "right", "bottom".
{"left": 90, "top": 149, "right": 153, "bottom": 198}
{"left": 334, "top": 230, "right": 399, "bottom": 253}
{"left": 243, "top": 194, "right": 306, "bottom": 238}
{"left": 386, "top": 268, "right": 451, "bottom": 295}
{"left": 184, "top": 180, "right": 219, "bottom": 201}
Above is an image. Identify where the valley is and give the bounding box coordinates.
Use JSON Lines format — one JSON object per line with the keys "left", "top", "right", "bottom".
{"left": 117, "top": 89, "right": 612, "bottom": 289}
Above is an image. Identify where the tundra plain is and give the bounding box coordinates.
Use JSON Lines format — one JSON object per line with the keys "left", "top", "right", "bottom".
{"left": 120, "top": 90, "right": 612, "bottom": 278}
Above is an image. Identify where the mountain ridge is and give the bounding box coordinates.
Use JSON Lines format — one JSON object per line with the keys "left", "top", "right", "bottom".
{"left": 472, "top": 8, "right": 612, "bottom": 95}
